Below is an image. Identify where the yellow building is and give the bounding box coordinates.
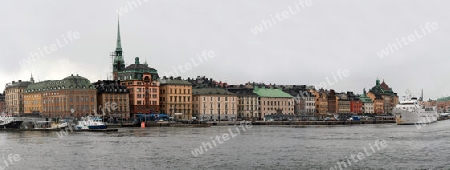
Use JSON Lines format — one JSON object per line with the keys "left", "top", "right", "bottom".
{"left": 159, "top": 77, "right": 193, "bottom": 120}
{"left": 24, "top": 91, "right": 43, "bottom": 114}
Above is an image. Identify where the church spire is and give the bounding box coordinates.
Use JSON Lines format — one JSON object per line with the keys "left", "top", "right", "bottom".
{"left": 116, "top": 17, "right": 122, "bottom": 52}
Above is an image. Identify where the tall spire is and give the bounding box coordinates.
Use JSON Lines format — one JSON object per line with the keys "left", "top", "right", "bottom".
{"left": 116, "top": 17, "right": 122, "bottom": 52}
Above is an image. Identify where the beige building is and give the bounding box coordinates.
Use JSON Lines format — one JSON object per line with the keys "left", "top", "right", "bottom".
{"left": 5, "top": 76, "right": 34, "bottom": 115}
{"left": 253, "top": 86, "right": 294, "bottom": 118}
{"left": 159, "top": 77, "right": 193, "bottom": 120}
{"left": 226, "top": 88, "right": 259, "bottom": 120}
{"left": 192, "top": 88, "right": 238, "bottom": 121}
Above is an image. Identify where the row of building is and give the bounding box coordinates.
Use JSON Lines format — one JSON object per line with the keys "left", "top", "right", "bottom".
{"left": 0, "top": 73, "right": 399, "bottom": 121}
{"left": 0, "top": 20, "right": 400, "bottom": 121}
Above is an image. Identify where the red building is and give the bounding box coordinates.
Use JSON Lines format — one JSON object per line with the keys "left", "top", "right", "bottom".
{"left": 350, "top": 100, "right": 362, "bottom": 114}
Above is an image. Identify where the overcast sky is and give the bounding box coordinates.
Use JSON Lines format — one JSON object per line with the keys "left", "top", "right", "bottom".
{"left": 1, "top": 0, "right": 449, "bottom": 100}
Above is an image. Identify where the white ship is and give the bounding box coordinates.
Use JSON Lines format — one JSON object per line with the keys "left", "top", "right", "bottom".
{"left": 393, "top": 96, "right": 438, "bottom": 125}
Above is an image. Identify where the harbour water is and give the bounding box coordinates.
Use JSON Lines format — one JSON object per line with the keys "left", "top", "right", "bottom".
{"left": 1, "top": 120, "right": 450, "bottom": 170}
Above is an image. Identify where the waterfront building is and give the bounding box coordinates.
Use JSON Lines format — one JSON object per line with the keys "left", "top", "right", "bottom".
{"left": 311, "top": 88, "right": 328, "bottom": 115}
{"left": 327, "top": 89, "right": 337, "bottom": 114}
{"left": 23, "top": 74, "right": 97, "bottom": 118}
{"left": 0, "top": 92, "right": 5, "bottom": 113}
{"left": 360, "top": 89, "right": 374, "bottom": 114}
{"left": 159, "top": 76, "right": 193, "bottom": 120}
{"left": 281, "top": 85, "right": 316, "bottom": 115}
{"left": 367, "top": 78, "right": 398, "bottom": 114}
{"left": 226, "top": 86, "right": 259, "bottom": 120}
{"left": 348, "top": 92, "right": 362, "bottom": 114}
{"left": 93, "top": 80, "right": 130, "bottom": 120}
{"left": 436, "top": 97, "right": 450, "bottom": 112}
{"left": 192, "top": 87, "right": 237, "bottom": 121}
{"left": 118, "top": 57, "right": 160, "bottom": 116}
{"left": 337, "top": 93, "right": 350, "bottom": 114}
{"left": 254, "top": 86, "right": 294, "bottom": 118}
{"left": 110, "top": 20, "right": 160, "bottom": 116}
{"left": 4, "top": 76, "right": 34, "bottom": 115}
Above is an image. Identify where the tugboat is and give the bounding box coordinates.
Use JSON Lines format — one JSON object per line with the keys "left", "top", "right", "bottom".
{"left": 0, "top": 115, "right": 23, "bottom": 129}
{"left": 393, "top": 90, "right": 438, "bottom": 125}
{"left": 76, "top": 116, "right": 107, "bottom": 130}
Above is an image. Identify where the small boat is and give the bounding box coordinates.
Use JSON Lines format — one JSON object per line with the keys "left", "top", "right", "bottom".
{"left": 76, "top": 116, "right": 107, "bottom": 130}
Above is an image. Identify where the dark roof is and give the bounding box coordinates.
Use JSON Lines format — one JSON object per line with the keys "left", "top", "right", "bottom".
{"left": 94, "top": 80, "right": 129, "bottom": 94}
{"left": 5, "top": 81, "right": 32, "bottom": 89}
{"left": 226, "top": 88, "right": 258, "bottom": 97}
{"left": 123, "top": 64, "right": 157, "bottom": 72}
{"left": 193, "top": 87, "right": 235, "bottom": 95}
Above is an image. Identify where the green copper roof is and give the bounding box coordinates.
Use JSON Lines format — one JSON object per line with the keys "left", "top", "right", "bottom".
{"left": 437, "top": 96, "right": 450, "bottom": 102}
{"left": 359, "top": 88, "right": 373, "bottom": 103}
{"left": 25, "top": 74, "right": 95, "bottom": 93}
{"left": 253, "top": 86, "right": 292, "bottom": 98}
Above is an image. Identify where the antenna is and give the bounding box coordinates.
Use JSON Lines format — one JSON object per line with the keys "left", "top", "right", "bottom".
{"left": 110, "top": 51, "right": 115, "bottom": 80}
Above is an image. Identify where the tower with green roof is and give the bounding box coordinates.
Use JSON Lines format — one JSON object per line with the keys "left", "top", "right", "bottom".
{"left": 112, "top": 18, "right": 125, "bottom": 80}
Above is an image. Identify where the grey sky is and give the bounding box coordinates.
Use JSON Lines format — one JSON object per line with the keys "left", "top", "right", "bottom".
{"left": 1, "top": 0, "right": 449, "bottom": 99}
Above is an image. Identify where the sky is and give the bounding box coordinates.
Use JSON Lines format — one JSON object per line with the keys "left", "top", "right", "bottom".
{"left": 1, "top": 0, "right": 449, "bottom": 100}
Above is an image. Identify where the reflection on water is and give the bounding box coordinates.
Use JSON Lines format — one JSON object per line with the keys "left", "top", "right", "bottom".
{"left": 1, "top": 121, "right": 450, "bottom": 169}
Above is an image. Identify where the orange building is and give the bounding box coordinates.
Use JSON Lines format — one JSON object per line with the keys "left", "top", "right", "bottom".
{"left": 159, "top": 77, "right": 193, "bottom": 120}
{"left": 24, "top": 74, "right": 97, "bottom": 118}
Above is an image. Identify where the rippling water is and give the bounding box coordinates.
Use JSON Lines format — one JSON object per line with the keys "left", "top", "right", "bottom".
{"left": 1, "top": 120, "right": 450, "bottom": 170}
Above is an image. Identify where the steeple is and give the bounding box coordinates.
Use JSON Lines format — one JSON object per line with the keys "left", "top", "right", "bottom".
{"left": 116, "top": 17, "right": 122, "bottom": 53}
{"left": 112, "top": 17, "right": 125, "bottom": 80}
{"left": 30, "top": 73, "right": 35, "bottom": 83}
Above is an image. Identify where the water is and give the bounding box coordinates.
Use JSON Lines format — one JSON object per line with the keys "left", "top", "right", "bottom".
{"left": 1, "top": 120, "right": 450, "bottom": 170}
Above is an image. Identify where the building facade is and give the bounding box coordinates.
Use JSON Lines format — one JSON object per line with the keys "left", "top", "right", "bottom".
{"left": 282, "top": 85, "right": 315, "bottom": 115}
{"left": 23, "top": 74, "right": 97, "bottom": 118}
{"left": 159, "top": 77, "right": 193, "bottom": 120}
{"left": 226, "top": 87, "right": 259, "bottom": 120}
{"left": 94, "top": 80, "right": 130, "bottom": 120}
{"left": 367, "top": 79, "right": 398, "bottom": 114}
{"left": 254, "top": 86, "right": 294, "bottom": 118}
{"left": 360, "top": 89, "right": 374, "bottom": 114}
{"left": 0, "top": 93, "right": 5, "bottom": 113}
{"left": 337, "top": 93, "right": 350, "bottom": 114}
{"left": 327, "top": 89, "right": 337, "bottom": 114}
{"left": 4, "top": 76, "right": 34, "bottom": 115}
{"left": 192, "top": 88, "right": 238, "bottom": 121}
{"left": 311, "top": 89, "right": 328, "bottom": 115}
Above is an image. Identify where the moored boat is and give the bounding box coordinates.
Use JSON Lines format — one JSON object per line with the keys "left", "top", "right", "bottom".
{"left": 393, "top": 96, "right": 438, "bottom": 125}
{"left": 0, "top": 116, "right": 23, "bottom": 129}
{"left": 76, "top": 116, "right": 107, "bottom": 130}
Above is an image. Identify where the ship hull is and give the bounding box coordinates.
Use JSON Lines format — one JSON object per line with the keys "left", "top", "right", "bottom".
{"left": 0, "top": 121, "right": 23, "bottom": 129}
{"left": 393, "top": 109, "right": 438, "bottom": 125}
